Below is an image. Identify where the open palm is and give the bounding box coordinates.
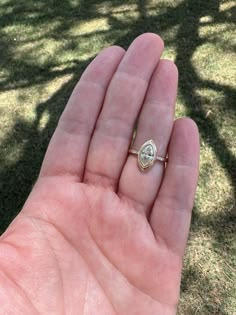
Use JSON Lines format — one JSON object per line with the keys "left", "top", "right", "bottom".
{"left": 0, "top": 34, "right": 199, "bottom": 315}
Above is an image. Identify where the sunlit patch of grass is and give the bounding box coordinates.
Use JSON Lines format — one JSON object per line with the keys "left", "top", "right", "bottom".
{"left": 180, "top": 228, "right": 236, "bottom": 314}
{"left": 197, "top": 145, "right": 234, "bottom": 214}
{"left": 220, "top": 0, "right": 236, "bottom": 12}
{"left": 193, "top": 18, "right": 236, "bottom": 89}
{"left": 192, "top": 42, "right": 236, "bottom": 86}
{"left": 70, "top": 18, "right": 110, "bottom": 36}
{"left": 111, "top": 3, "right": 138, "bottom": 14}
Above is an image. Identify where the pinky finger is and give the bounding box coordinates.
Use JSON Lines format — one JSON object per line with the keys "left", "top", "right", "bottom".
{"left": 150, "top": 118, "right": 200, "bottom": 257}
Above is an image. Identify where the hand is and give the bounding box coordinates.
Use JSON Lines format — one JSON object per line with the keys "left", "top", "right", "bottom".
{"left": 0, "top": 33, "right": 199, "bottom": 315}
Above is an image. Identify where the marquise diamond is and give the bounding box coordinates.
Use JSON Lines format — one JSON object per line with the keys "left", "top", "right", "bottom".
{"left": 138, "top": 140, "right": 157, "bottom": 171}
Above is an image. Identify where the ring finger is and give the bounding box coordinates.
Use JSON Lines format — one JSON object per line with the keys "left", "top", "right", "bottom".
{"left": 118, "top": 59, "right": 178, "bottom": 215}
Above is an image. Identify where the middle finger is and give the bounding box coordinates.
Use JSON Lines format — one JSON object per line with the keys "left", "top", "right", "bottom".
{"left": 83, "top": 33, "right": 164, "bottom": 189}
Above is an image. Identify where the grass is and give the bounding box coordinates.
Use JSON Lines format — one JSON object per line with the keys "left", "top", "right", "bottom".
{"left": 0, "top": 0, "right": 235, "bottom": 313}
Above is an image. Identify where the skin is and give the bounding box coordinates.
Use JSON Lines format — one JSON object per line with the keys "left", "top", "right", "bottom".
{"left": 0, "top": 33, "right": 199, "bottom": 315}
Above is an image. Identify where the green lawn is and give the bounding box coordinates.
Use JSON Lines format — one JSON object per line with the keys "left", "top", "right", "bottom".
{"left": 0, "top": 0, "right": 235, "bottom": 313}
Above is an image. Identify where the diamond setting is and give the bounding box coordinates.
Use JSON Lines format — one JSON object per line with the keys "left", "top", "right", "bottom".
{"left": 138, "top": 140, "right": 157, "bottom": 171}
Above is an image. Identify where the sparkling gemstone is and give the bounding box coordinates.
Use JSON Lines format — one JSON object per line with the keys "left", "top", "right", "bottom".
{"left": 140, "top": 145, "right": 154, "bottom": 165}
{"left": 138, "top": 140, "right": 157, "bottom": 171}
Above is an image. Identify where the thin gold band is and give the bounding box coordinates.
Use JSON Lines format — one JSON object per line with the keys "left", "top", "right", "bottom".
{"left": 128, "top": 148, "right": 168, "bottom": 163}
{"left": 128, "top": 139, "right": 167, "bottom": 171}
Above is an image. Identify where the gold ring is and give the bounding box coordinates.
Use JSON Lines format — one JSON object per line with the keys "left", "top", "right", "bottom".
{"left": 128, "top": 139, "right": 168, "bottom": 171}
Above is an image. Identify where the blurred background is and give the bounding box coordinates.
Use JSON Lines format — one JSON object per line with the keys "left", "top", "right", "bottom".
{"left": 0, "top": 0, "right": 235, "bottom": 313}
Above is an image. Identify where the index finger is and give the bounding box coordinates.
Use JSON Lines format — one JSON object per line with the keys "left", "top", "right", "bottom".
{"left": 39, "top": 46, "right": 125, "bottom": 180}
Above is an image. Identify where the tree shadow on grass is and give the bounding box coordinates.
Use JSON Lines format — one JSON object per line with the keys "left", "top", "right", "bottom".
{"left": 179, "top": 261, "right": 231, "bottom": 315}
{"left": 0, "top": 0, "right": 235, "bottom": 312}
{"left": 174, "top": 0, "right": 236, "bottom": 193}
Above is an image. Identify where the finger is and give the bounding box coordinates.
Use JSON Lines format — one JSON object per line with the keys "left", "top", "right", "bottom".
{"left": 39, "top": 46, "right": 125, "bottom": 180}
{"left": 150, "top": 118, "right": 200, "bottom": 257}
{"left": 83, "top": 33, "right": 164, "bottom": 189}
{"left": 119, "top": 60, "right": 178, "bottom": 214}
